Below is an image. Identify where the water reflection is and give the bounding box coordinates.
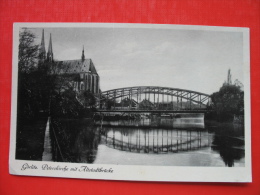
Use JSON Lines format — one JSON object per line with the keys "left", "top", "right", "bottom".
{"left": 101, "top": 128, "right": 210, "bottom": 154}
{"left": 52, "top": 116, "right": 245, "bottom": 167}
{"left": 206, "top": 122, "right": 245, "bottom": 167}
{"left": 73, "top": 126, "right": 100, "bottom": 163}
{"left": 50, "top": 119, "right": 100, "bottom": 163}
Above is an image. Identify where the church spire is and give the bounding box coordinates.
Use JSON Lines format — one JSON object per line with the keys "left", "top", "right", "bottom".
{"left": 81, "top": 45, "right": 85, "bottom": 61}
{"left": 39, "top": 29, "right": 46, "bottom": 60}
{"left": 47, "top": 33, "right": 53, "bottom": 62}
{"left": 227, "top": 69, "right": 232, "bottom": 85}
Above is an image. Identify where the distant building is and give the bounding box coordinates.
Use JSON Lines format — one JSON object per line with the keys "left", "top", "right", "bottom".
{"left": 223, "top": 69, "right": 232, "bottom": 86}
{"left": 38, "top": 29, "right": 100, "bottom": 94}
{"left": 222, "top": 69, "right": 243, "bottom": 91}
{"left": 139, "top": 99, "right": 154, "bottom": 110}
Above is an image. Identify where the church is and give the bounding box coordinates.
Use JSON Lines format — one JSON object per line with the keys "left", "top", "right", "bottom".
{"left": 38, "top": 29, "right": 100, "bottom": 95}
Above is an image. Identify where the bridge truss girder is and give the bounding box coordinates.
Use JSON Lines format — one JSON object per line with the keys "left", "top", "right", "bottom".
{"left": 99, "top": 86, "right": 211, "bottom": 110}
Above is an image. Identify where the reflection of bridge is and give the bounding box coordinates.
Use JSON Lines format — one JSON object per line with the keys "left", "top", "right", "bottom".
{"left": 101, "top": 129, "right": 211, "bottom": 154}
{"left": 99, "top": 86, "right": 211, "bottom": 111}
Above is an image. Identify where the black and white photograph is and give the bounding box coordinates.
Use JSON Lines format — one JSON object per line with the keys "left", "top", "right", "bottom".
{"left": 9, "top": 23, "right": 251, "bottom": 182}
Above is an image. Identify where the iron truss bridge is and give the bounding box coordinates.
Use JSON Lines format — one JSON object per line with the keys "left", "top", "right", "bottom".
{"left": 98, "top": 86, "right": 211, "bottom": 111}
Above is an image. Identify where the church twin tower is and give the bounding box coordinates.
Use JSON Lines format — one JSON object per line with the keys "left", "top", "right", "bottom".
{"left": 39, "top": 29, "right": 53, "bottom": 62}
{"left": 39, "top": 29, "right": 100, "bottom": 94}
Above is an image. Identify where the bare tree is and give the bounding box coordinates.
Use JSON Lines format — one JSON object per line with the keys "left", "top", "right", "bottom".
{"left": 18, "top": 28, "right": 39, "bottom": 73}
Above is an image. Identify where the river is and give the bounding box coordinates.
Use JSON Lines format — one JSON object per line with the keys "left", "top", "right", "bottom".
{"left": 54, "top": 114, "right": 245, "bottom": 167}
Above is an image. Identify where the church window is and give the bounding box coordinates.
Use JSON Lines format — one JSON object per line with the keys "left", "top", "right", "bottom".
{"left": 96, "top": 76, "right": 99, "bottom": 93}
{"left": 92, "top": 75, "right": 95, "bottom": 93}
{"left": 88, "top": 74, "right": 91, "bottom": 90}
{"left": 80, "top": 82, "right": 84, "bottom": 90}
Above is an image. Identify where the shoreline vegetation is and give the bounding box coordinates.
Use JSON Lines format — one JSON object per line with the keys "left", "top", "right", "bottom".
{"left": 49, "top": 118, "right": 98, "bottom": 163}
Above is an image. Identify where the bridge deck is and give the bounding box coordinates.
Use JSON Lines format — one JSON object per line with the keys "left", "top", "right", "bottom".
{"left": 96, "top": 110, "right": 211, "bottom": 113}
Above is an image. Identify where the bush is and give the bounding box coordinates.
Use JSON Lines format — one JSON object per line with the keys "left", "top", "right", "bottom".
{"left": 210, "top": 85, "right": 244, "bottom": 122}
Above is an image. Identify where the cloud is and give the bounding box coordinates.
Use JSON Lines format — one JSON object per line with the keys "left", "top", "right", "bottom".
{"left": 153, "top": 42, "right": 174, "bottom": 55}
{"left": 55, "top": 47, "right": 79, "bottom": 60}
{"left": 111, "top": 41, "right": 139, "bottom": 55}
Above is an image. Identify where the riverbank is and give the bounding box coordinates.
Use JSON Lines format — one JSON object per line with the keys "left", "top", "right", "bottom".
{"left": 16, "top": 117, "right": 48, "bottom": 160}
{"left": 49, "top": 118, "right": 98, "bottom": 162}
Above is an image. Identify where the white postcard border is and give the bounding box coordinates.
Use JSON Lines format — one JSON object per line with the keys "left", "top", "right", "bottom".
{"left": 10, "top": 23, "right": 251, "bottom": 182}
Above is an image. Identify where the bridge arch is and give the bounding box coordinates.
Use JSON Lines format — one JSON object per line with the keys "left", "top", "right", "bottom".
{"left": 99, "top": 86, "right": 211, "bottom": 111}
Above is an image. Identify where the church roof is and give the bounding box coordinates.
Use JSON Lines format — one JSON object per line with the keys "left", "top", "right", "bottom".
{"left": 55, "top": 59, "right": 98, "bottom": 75}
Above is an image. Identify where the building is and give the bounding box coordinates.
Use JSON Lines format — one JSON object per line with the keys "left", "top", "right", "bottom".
{"left": 38, "top": 29, "right": 100, "bottom": 94}
{"left": 223, "top": 69, "right": 232, "bottom": 86}
{"left": 222, "top": 69, "right": 243, "bottom": 91}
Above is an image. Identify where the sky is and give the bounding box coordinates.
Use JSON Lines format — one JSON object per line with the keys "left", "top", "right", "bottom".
{"left": 27, "top": 26, "right": 244, "bottom": 94}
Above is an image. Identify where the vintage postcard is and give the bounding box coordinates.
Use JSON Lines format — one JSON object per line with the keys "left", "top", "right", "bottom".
{"left": 10, "top": 23, "right": 251, "bottom": 182}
